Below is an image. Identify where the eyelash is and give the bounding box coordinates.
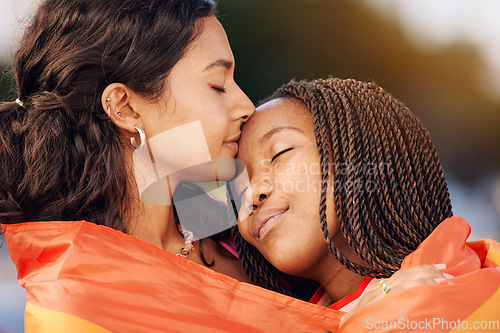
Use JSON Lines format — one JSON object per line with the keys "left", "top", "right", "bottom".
{"left": 271, "top": 147, "right": 293, "bottom": 162}
{"left": 213, "top": 86, "right": 226, "bottom": 93}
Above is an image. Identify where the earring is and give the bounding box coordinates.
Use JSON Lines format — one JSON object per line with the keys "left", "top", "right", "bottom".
{"left": 117, "top": 109, "right": 123, "bottom": 117}
{"left": 131, "top": 126, "right": 146, "bottom": 149}
{"left": 105, "top": 98, "right": 111, "bottom": 116}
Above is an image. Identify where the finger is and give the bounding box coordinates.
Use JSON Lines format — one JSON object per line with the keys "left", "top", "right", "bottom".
{"left": 387, "top": 276, "right": 444, "bottom": 294}
{"left": 433, "top": 263, "right": 447, "bottom": 270}
{"left": 387, "top": 265, "right": 445, "bottom": 285}
{"left": 434, "top": 273, "right": 455, "bottom": 283}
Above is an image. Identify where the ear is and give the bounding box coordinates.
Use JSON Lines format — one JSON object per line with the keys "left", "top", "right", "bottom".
{"left": 101, "top": 83, "right": 142, "bottom": 133}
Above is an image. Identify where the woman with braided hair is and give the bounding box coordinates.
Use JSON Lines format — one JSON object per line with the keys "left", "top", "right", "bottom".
{"left": 233, "top": 77, "right": 500, "bottom": 331}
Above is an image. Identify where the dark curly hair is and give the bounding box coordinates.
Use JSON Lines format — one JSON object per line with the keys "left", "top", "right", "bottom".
{"left": 230, "top": 78, "right": 453, "bottom": 299}
{"left": 0, "top": 0, "right": 214, "bottom": 231}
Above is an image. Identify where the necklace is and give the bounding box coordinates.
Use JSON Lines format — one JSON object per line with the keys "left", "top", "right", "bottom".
{"left": 176, "top": 227, "right": 194, "bottom": 258}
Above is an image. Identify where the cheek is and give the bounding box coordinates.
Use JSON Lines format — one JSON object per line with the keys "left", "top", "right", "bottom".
{"left": 237, "top": 217, "right": 255, "bottom": 244}
{"left": 202, "top": 121, "right": 227, "bottom": 151}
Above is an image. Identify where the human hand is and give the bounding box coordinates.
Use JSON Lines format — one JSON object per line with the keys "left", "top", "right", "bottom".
{"left": 340, "top": 264, "right": 453, "bottom": 326}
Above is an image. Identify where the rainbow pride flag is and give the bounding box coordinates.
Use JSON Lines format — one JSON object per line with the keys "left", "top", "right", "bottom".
{"left": 3, "top": 216, "right": 498, "bottom": 332}
{"left": 2, "top": 221, "right": 342, "bottom": 332}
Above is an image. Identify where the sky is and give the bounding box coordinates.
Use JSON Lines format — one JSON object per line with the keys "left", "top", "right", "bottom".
{"left": 364, "top": 0, "right": 500, "bottom": 99}
{"left": 0, "top": 0, "right": 38, "bottom": 60}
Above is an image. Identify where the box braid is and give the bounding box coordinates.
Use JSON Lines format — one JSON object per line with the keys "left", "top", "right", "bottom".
{"left": 231, "top": 77, "right": 453, "bottom": 293}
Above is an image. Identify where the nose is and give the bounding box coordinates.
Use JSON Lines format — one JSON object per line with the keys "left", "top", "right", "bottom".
{"left": 233, "top": 83, "right": 255, "bottom": 123}
{"left": 249, "top": 177, "right": 273, "bottom": 210}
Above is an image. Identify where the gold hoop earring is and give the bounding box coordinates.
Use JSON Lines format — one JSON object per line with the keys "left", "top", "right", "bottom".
{"left": 131, "top": 126, "right": 146, "bottom": 149}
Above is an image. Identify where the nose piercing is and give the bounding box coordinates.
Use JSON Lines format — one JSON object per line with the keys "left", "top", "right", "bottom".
{"left": 249, "top": 204, "right": 258, "bottom": 211}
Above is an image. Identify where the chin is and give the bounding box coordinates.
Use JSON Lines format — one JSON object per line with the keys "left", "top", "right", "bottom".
{"left": 265, "top": 248, "right": 310, "bottom": 278}
{"left": 274, "top": 260, "right": 309, "bottom": 278}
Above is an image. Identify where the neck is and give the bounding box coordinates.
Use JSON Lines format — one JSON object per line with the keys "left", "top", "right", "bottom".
{"left": 129, "top": 201, "right": 187, "bottom": 254}
{"left": 128, "top": 191, "right": 226, "bottom": 269}
{"left": 307, "top": 249, "right": 365, "bottom": 302}
{"left": 123, "top": 147, "right": 186, "bottom": 253}
{"left": 122, "top": 146, "right": 251, "bottom": 282}
{"left": 316, "top": 262, "right": 364, "bottom": 302}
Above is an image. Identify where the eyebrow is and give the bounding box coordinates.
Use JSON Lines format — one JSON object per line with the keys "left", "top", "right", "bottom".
{"left": 259, "top": 126, "right": 305, "bottom": 145}
{"left": 203, "top": 59, "right": 234, "bottom": 71}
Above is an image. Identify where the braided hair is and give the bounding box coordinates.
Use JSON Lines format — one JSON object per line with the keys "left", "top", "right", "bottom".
{"left": 230, "top": 78, "right": 452, "bottom": 298}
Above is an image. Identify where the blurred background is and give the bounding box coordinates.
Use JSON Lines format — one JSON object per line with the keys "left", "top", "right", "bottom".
{"left": 1, "top": 0, "right": 499, "bottom": 331}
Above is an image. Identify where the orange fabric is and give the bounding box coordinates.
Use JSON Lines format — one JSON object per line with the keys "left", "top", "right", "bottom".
{"left": 2, "top": 221, "right": 342, "bottom": 332}
{"left": 25, "top": 302, "right": 112, "bottom": 333}
{"left": 339, "top": 216, "right": 500, "bottom": 333}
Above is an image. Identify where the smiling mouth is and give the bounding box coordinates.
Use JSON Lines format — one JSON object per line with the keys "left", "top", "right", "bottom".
{"left": 258, "top": 208, "right": 288, "bottom": 239}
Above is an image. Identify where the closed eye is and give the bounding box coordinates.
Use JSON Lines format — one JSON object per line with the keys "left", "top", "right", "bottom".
{"left": 271, "top": 147, "right": 293, "bottom": 162}
{"left": 213, "top": 86, "right": 226, "bottom": 93}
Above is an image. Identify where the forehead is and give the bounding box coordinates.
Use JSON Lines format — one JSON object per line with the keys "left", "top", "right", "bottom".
{"left": 183, "top": 16, "right": 233, "bottom": 64}
{"left": 239, "top": 98, "right": 313, "bottom": 151}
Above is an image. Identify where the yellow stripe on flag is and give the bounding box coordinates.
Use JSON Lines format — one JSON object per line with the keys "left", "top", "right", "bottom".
{"left": 449, "top": 284, "right": 500, "bottom": 333}
{"left": 25, "top": 302, "right": 112, "bottom": 333}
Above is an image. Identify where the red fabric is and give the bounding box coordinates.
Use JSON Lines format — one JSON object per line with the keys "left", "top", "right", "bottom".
{"left": 309, "top": 286, "right": 326, "bottom": 305}
{"left": 2, "top": 221, "right": 342, "bottom": 332}
{"left": 329, "top": 277, "right": 372, "bottom": 311}
{"left": 309, "top": 277, "right": 373, "bottom": 310}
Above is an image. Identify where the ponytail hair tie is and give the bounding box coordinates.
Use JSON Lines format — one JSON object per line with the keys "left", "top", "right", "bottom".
{"left": 15, "top": 98, "right": 25, "bottom": 108}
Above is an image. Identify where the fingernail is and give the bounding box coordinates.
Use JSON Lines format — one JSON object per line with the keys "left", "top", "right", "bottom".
{"left": 433, "top": 263, "right": 447, "bottom": 270}
{"left": 443, "top": 273, "right": 455, "bottom": 279}
{"left": 434, "top": 278, "right": 446, "bottom": 283}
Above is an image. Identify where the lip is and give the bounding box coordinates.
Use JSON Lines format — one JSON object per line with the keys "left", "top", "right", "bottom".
{"left": 222, "top": 133, "right": 241, "bottom": 155}
{"left": 222, "top": 141, "right": 238, "bottom": 155}
{"left": 255, "top": 208, "right": 288, "bottom": 239}
{"left": 225, "top": 133, "right": 241, "bottom": 143}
